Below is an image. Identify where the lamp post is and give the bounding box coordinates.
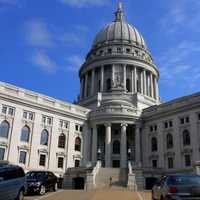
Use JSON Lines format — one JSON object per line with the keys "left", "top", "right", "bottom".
{"left": 97, "top": 148, "right": 101, "bottom": 161}
{"left": 128, "top": 148, "right": 131, "bottom": 161}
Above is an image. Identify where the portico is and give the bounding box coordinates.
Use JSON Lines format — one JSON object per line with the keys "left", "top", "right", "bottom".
{"left": 91, "top": 122, "right": 141, "bottom": 168}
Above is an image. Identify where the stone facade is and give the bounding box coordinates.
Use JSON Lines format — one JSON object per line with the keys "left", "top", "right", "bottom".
{"left": 0, "top": 2, "right": 199, "bottom": 190}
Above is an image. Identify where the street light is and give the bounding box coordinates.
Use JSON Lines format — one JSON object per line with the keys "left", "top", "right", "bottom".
{"left": 128, "top": 148, "right": 131, "bottom": 161}
{"left": 97, "top": 148, "right": 101, "bottom": 161}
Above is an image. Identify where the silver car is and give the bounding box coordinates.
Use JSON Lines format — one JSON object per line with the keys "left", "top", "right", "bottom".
{"left": 152, "top": 174, "right": 200, "bottom": 200}
{"left": 0, "top": 161, "right": 26, "bottom": 200}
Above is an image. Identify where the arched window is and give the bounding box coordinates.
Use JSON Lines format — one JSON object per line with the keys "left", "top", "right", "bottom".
{"left": 166, "top": 133, "right": 173, "bottom": 149}
{"left": 0, "top": 120, "right": 10, "bottom": 138}
{"left": 58, "top": 133, "right": 66, "bottom": 148}
{"left": 113, "top": 140, "right": 120, "bottom": 154}
{"left": 151, "top": 137, "right": 158, "bottom": 152}
{"left": 183, "top": 130, "right": 190, "bottom": 146}
{"left": 40, "top": 129, "right": 49, "bottom": 145}
{"left": 106, "top": 78, "right": 111, "bottom": 91}
{"left": 126, "top": 79, "right": 131, "bottom": 92}
{"left": 75, "top": 137, "right": 81, "bottom": 152}
{"left": 20, "top": 126, "right": 30, "bottom": 142}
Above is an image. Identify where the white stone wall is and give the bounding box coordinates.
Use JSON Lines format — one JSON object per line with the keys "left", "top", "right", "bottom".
{"left": 0, "top": 82, "right": 89, "bottom": 176}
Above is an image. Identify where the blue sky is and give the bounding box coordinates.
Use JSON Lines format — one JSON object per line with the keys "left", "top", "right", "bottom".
{"left": 0, "top": 0, "right": 200, "bottom": 103}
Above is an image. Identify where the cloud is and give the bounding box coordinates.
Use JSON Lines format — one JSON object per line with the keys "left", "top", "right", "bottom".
{"left": 66, "top": 55, "right": 83, "bottom": 72}
{"left": 31, "top": 51, "right": 57, "bottom": 73}
{"left": 24, "top": 19, "right": 53, "bottom": 48}
{"left": 59, "top": 0, "right": 109, "bottom": 8}
{"left": 160, "top": 0, "right": 200, "bottom": 34}
{"left": 157, "top": 41, "right": 200, "bottom": 87}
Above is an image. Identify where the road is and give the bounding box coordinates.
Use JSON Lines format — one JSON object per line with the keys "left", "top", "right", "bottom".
{"left": 24, "top": 190, "right": 152, "bottom": 200}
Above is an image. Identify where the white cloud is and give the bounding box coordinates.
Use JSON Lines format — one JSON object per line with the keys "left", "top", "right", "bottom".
{"left": 31, "top": 51, "right": 57, "bottom": 73}
{"left": 25, "top": 19, "right": 53, "bottom": 48}
{"left": 66, "top": 55, "right": 83, "bottom": 72}
{"left": 60, "top": 0, "right": 109, "bottom": 8}
{"left": 160, "top": 0, "right": 200, "bottom": 34}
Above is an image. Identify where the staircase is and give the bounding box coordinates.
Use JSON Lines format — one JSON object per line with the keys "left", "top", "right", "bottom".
{"left": 95, "top": 168, "right": 128, "bottom": 189}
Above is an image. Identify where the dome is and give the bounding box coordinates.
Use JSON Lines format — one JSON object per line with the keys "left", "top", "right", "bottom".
{"left": 93, "top": 3, "right": 146, "bottom": 48}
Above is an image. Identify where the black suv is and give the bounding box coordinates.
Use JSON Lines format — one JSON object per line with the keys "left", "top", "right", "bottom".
{"left": 0, "top": 161, "right": 26, "bottom": 200}
{"left": 26, "top": 171, "right": 58, "bottom": 195}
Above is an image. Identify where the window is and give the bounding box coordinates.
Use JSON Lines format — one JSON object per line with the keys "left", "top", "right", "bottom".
{"left": 106, "top": 78, "right": 111, "bottom": 91}
{"left": 186, "top": 117, "right": 190, "bottom": 123}
{"left": 166, "top": 133, "right": 173, "bottom": 149}
{"left": 108, "top": 48, "right": 112, "bottom": 54}
{"left": 180, "top": 118, "right": 184, "bottom": 124}
{"left": 80, "top": 126, "right": 83, "bottom": 132}
{"left": 2, "top": 106, "right": 15, "bottom": 116}
{"left": 168, "top": 157, "right": 174, "bottom": 169}
{"left": 126, "top": 79, "right": 131, "bottom": 92}
{"left": 0, "top": 120, "right": 10, "bottom": 138}
{"left": 183, "top": 130, "right": 190, "bottom": 146}
{"left": 59, "top": 120, "right": 69, "bottom": 129}
{"left": 185, "top": 154, "right": 191, "bottom": 167}
{"left": 113, "top": 140, "right": 120, "bottom": 154}
{"left": 75, "top": 125, "right": 79, "bottom": 131}
{"left": 117, "top": 47, "right": 121, "bottom": 52}
{"left": 40, "top": 129, "right": 49, "bottom": 145}
{"left": 151, "top": 137, "right": 158, "bottom": 152}
{"left": 164, "top": 122, "right": 168, "bottom": 129}
{"left": 23, "top": 111, "right": 34, "bottom": 121}
{"left": 39, "top": 154, "right": 46, "bottom": 166}
{"left": 198, "top": 113, "right": 200, "bottom": 120}
{"left": 180, "top": 116, "right": 190, "bottom": 125}
{"left": 152, "top": 160, "right": 157, "bottom": 168}
{"left": 75, "top": 137, "right": 81, "bottom": 152}
{"left": 20, "top": 126, "right": 30, "bottom": 142}
{"left": 19, "top": 151, "right": 27, "bottom": 164}
{"left": 126, "top": 48, "right": 131, "bottom": 53}
{"left": 42, "top": 116, "right": 52, "bottom": 125}
{"left": 58, "top": 133, "right": 66, "bottom": 148}
{"left": 169, "top": 121, "right": 173, "bottom": 127}
{"left": 75, "top": 160, "right": 80, "bottom": 168}
{"left": 58, "top": 157, "right": 64, "bottom": 168}
{"left": 0, "top": 148, "right": 5, "bottom": 160}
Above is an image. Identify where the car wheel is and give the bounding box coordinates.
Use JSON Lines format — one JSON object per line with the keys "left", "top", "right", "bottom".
{"left": 16, "top": 189, "right": 24, "bottom": 200}
{"left": 53, "top": 183, "right": 58, "bottom": 192}
{"left": 39, "top": 185, "right": 46, "bottom": 195}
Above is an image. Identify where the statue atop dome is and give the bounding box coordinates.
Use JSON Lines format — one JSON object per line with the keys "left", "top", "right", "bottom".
{"left": 115, "top": 1, "right": 124, "bottom": 21}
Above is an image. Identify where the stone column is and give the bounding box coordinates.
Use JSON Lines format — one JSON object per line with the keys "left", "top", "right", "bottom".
{"left": 121, "top": 123, "right": 127, "bottom": 168}
{"left": 84, "top": 73, "right": 88, "bottom": 98}
{"left": 131, "top": 68, "right": 134, "bottom": 93}
{"left": 155, "top": 76, "right": 159, "bottom": 100}
{"left": 105, "top": 123, "right": 112, "bottom": 167}
{"left": 134, "top": 67, "right": 137, "bottom": 93}
{"left": 135, "top": 125, "right": 142, "bottom": 167}
{"left": 123, "top": 65, "right": 127, "bottom": 91}
{"left": 100, "top": 66, "right": 104, "bottom": 92}
{"left": 150, "top": 73, "right": 154, "bottom": 98}
{"left": 92, "top": 124, "right": 97, "bottom": 164}
{"left": 143, "top": 70, "right": 147, "bottom": 96}
{"left": 140, "top": 71, "right": 144, "bottom": 94}
{"left": 91, "top": 69, "right": 95, "bottom": 95}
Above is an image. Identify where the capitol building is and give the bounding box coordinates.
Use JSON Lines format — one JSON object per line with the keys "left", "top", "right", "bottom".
{"left": 1, "top": 3, "right": 200, "bottom": 190}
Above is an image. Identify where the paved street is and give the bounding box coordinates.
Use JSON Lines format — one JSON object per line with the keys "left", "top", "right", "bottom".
{"left": 24, "top": 190, "right": 152, "bottom": 200}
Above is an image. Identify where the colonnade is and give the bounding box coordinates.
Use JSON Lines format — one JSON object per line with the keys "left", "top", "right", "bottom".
{"left": 80, "top": 65, "right": 159, "bottom": 100}
{"left": 91, "top": 123, "right": 141, "bottom": 168}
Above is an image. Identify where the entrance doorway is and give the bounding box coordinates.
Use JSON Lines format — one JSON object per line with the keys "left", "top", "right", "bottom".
{"left": 73, "top": 177, "right": 85, "bottom": 190}
{"left": 112, "top": 160, "right": 120, "bottom": 168}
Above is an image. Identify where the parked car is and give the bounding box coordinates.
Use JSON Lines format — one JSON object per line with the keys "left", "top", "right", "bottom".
{"left": 26, "top": 171, "right": 58, "bottom": 195}
{"left": 152, "top": 173, "right": 200, "bottom": 200}
{"left": 0, "top": 161, "right": 26, "bottom": 200}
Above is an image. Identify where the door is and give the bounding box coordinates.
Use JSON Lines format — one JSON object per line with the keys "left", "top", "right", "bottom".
{"left": 112, "top": 160, "right": 120, "bottom": 168}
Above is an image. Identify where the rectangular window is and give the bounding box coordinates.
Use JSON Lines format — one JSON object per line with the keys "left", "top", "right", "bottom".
{"left": 180, "top": 118, "right": 184, "bottom": 124}
{"left": 29, "top": 112, "right": 33, "bottom": 120}
{"left": 198, "top": 113, "right": 200, "bottom": 120}
{"left": 2, "top": 106, "right": 7, "bottom": 114}
{"left": 42, "top": 116, "right": 52, "bottom": 125}
{"left": 58, "top": 157, "right": 64, "bottom": 168}
{"left": 8, "top": 108, "right": 14, "bottom": 116}
{"left": 154, "top": 125, "right": 157, "bottom": 131}
{"left": 23, "top": 111, "right": 34, "bottom": 121}
{"left": 60, "top": 120, "right": 69, "bottom": 129}
{"left": 80, "top": 126, "right": 83, "bottom": 132}
{"left": 185, "top": 155, "right": 191, "bottom": 167}
{"left": 39, "top": 154, "right": 46, "bottom": 166}
{"left": 168, "top": 157, "right": 174, "bottom": 169}
{"left": 164, "top": 122, "right": 168, "bottom": 129}
{"left": 23, "top": 111, "right": 27, "bottom": 119}
{"left": 186, "top": 117, "right": 190, "bottom": 123}
{"left": 75, "top": 160, "right": 80, "bottom": 168}
{"left": 152, "top": 160, "right": 157, "bottom": 168}
{"left": 0, "top": 148, "right": 5, "bottom": 160}
{"left": 19, "top": 151, "right": 27, "bottom": 164}
{"left": 75, "top": 125, "right": 79, "bottom": 131}
{"left": 169, "top": 121, "right": 173, "bottom": 127}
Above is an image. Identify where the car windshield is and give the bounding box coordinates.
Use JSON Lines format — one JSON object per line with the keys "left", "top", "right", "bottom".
{"left": 26, "top": 172, "right": 46, "bottom": 179}
{"left": 168, "top": 176, "right": 200, "bottom": 185}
